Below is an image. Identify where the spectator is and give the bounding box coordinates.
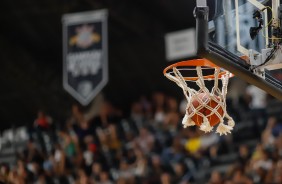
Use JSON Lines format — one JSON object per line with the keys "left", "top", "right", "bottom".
{"left": 58, "top": 130, "right": 78, "bottom": 159}
{"left": 134, "top": 127, "right": 155, "bottom": 155}
{"left": 90, "top": 101, "right": 122, "bottom": 129}
{"left": 252, "top": 149, "right": 273, "bottom": 171}
{"left": 162, "top": 136, "right": 184, "bottom": 166}
{"left": 208, "top": 171, "right": 223, "bottom": 184}
{"left": 163, "top": 96, "right": 180, "bottom": 136}
{"left": 261, "top": 117, "right": 276, "bottom": 149}
{"left": 75, "top": 169, "right": 92, "bottom": 184}
{"left": 0, "top": 163, "right": 9, "bottom": 183}
{"left": 237, "top": 145, "right": 251, "bottom": 166}
{"left": 34, "top": 110, "right": 53, "bottom": 153}
{"left": 152, "top": 92, "right": 166, "bottom": 124}
{"left": 117, "top": 160, "right": 135, "bottom": 183}
{"left": 139, "top": 96, "right": 153, "bottom": 119}
{"left": 147, "top": 154, "right": 165, "bottom": 183}
{"left": 231, "top": 168, "right": 253, "bottom": 184}
{"left": 91, "top": 162, "right": 102, "bottom": 182}
{"left": 133, "top": 148, "right": 148, "bottom": 179}
{"left": 22, "top": 140, "right": 44, "bottom": 167}
{"left": 53, "top": 144, "right": 66, "bottom": 176}
{"left": 172, "top": 162, "right": 189, "bottom": 183}
{"left": 34, "top": 110, "right": 53, "bottom": 129}
{"left": 97, "top": 171, "right": 113, "bottom": 184}
{"left": 184, "top": 129, "right": 201, "bottom": 156}
{"left": 130, "top": 102, "right": 145, "bottom": 130}
{"left": 160, "top": 172, "right": 171, "bottom": 184}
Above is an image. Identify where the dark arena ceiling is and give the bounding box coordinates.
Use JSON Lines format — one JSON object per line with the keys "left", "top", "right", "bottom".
{"left": 0, "top": 0, "right": 197, "bottom": 127}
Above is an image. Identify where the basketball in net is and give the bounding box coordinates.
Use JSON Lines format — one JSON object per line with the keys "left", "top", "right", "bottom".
{"left": 163, "top": 59, "right": 235, "bottom": 135}
{"left": 188, "top": 93, "right": 223, "bottom": 127}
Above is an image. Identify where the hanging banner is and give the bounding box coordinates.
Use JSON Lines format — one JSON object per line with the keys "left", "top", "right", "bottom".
{"left": 62, "top": 10, "right": 108, "bottom": 105}
{"left": 165, "top": 28, "right": 196, "bottom": 61}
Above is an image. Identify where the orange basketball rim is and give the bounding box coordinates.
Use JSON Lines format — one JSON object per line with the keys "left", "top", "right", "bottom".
{"left": 163, "top": 58, "right": 235, "bottom": 136}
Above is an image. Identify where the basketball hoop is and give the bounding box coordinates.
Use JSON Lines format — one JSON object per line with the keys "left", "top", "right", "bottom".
{"left": 163, "top": 59, "right": 235, "bottom": 135}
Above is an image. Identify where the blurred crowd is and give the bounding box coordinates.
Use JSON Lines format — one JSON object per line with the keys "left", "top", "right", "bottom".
{"left": 0, "top": 83, "right": 282, "bottom": 184}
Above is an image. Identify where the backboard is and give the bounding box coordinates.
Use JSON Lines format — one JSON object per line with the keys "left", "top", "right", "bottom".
{"left": 195, "top": 0, "right": 282, "bottom": 100}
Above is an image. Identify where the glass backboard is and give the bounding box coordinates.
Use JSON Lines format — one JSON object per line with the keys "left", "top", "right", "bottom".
{"left": 196, "top": 0, "right": 282, "bottom": 100}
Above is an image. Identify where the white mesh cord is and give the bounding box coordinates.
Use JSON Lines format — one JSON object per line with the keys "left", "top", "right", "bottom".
{"left": 165, "top": 66, "right": 235, "bottom": 135}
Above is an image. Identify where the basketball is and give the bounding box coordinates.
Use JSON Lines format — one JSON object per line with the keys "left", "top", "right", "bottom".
{"left": 187, "top": 93, "right": 223, "bottom": 127}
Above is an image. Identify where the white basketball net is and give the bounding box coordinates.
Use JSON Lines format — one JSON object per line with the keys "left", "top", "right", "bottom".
{"left": 165, "top": 66, "right": 235, "bottom": 135}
